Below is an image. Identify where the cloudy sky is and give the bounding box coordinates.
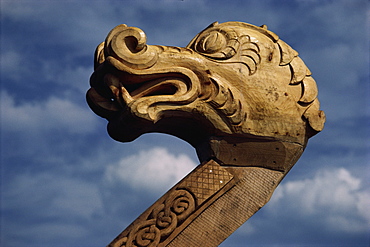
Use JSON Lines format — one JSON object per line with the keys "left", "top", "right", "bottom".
{"left": 1, "top": 0, "right": 369, "bottom": 246}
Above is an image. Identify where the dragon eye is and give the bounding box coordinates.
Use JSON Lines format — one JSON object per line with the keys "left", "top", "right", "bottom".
{"left": 196, "top": 31, "right": 226, "bottom": 54}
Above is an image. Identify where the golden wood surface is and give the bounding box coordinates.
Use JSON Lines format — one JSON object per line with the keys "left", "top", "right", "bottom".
{"left": 87, "top": 21, "right": 325, "bottom": 247}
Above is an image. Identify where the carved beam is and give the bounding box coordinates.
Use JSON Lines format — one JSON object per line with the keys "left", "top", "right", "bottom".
{"left": 87, "top": 21, "right": 325, "bottom": 246}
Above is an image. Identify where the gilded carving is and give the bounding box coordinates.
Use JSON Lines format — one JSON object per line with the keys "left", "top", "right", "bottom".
{"left": 87, "top": 21, "right": 325, "bottom": 246}
{"left": 88, "top": 21, "right": 324, "bottom": 148}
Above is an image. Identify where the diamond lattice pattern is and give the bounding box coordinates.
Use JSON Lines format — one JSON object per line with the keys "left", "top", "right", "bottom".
{"left": 180, "top": 161, "right": 233, "bottom": 205}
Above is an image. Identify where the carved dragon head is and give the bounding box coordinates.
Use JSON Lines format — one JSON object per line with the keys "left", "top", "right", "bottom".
{"left": 87, "top": 21, "right": 325, "bottom": 151}
{"left": 88, "top": 22, "right": 326, "bottom": 246}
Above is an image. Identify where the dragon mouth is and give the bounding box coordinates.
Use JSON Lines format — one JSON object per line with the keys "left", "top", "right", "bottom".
{"left": 117, "top": 73, "right": 188, "bottom": 100}
{"left": 87, "top": 24, "right": 205, "bottom": 122}
{"left": 86, "top": 24, "right": 211, "bottom": 142}
{"left": 87, "top": 66, "right": 190, "bottom": 120}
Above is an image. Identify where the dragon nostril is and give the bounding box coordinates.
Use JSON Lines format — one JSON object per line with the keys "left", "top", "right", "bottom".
{"left": 124, "top": 36, "right": 139, "bottom": 53}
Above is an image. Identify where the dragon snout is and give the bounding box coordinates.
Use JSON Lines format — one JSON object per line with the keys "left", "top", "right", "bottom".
{"left": 88, "top": 24, "right": 211, "bottom": 124}
{"left": 95, "top": 24, "right": 159, "bottom": 70}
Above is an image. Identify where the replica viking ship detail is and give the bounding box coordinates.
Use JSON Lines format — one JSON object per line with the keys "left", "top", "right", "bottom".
{"left": 87, "top": 21, "right": 325, "bottom": 247}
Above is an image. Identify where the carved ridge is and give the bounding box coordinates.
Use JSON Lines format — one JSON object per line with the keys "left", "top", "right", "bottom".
{"left": 206, "top": 79, "right": 246, "bottom": 127}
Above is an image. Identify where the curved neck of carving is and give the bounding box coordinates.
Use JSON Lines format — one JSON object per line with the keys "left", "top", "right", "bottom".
{"left": 195, "top": 136, "right": 306, "bottom": 178}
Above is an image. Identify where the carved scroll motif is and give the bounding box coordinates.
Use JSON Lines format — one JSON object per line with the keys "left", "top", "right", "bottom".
{"left": 113, "top": 189, "right": 195, "bottom": 247}
{"left": 110, "top": 161, "right": 233, "bottom": 247}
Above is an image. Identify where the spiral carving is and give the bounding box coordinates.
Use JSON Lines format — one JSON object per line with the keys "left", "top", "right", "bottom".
{"left": 105, "top": 24, "right": 159, "bottom": 70}
{"left": 167, "top": 189, "right": 196, "bottom": 222}
{"left": 156, "top": 211, "right": 177, "bottom": 237}
{"left": 191, "top": 27, "right": 260, "bottom": 75}
{"left": 193, "top": 28, "right": 238, "bottom": 59}
{"left": 128, "top": 220, "right": 161, "bottom": 247}
{"left": 115, "top": 189, "right": 196, "bottom": 247}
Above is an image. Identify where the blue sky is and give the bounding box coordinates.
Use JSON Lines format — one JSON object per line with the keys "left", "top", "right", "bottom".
{"left": 1, "top": 0, "right": 369, "bottom": 246}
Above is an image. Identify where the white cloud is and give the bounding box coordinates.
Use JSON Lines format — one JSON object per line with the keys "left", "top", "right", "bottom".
{"left": 1, "top": 91, "right": 98, "bottom": 134}
{"left": 268, "top": 168, "right": 370, "bottom": 233}
{"left": 3, "top": 172, "right": 104, "bottom": 220}
{"left": 1, "top": 171, "right": 108, "bottom": 246}
{"left": 0, "top": 50, "right": 23, "bottom": 80}
{"left": 105, "top": 147, "right": 196, "bottom": 193}
{"left": 50, "top": 178, "right": 104, "bottom": 218}
{"left": 48, "top": 64, "right": 93, "bottom": 94}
